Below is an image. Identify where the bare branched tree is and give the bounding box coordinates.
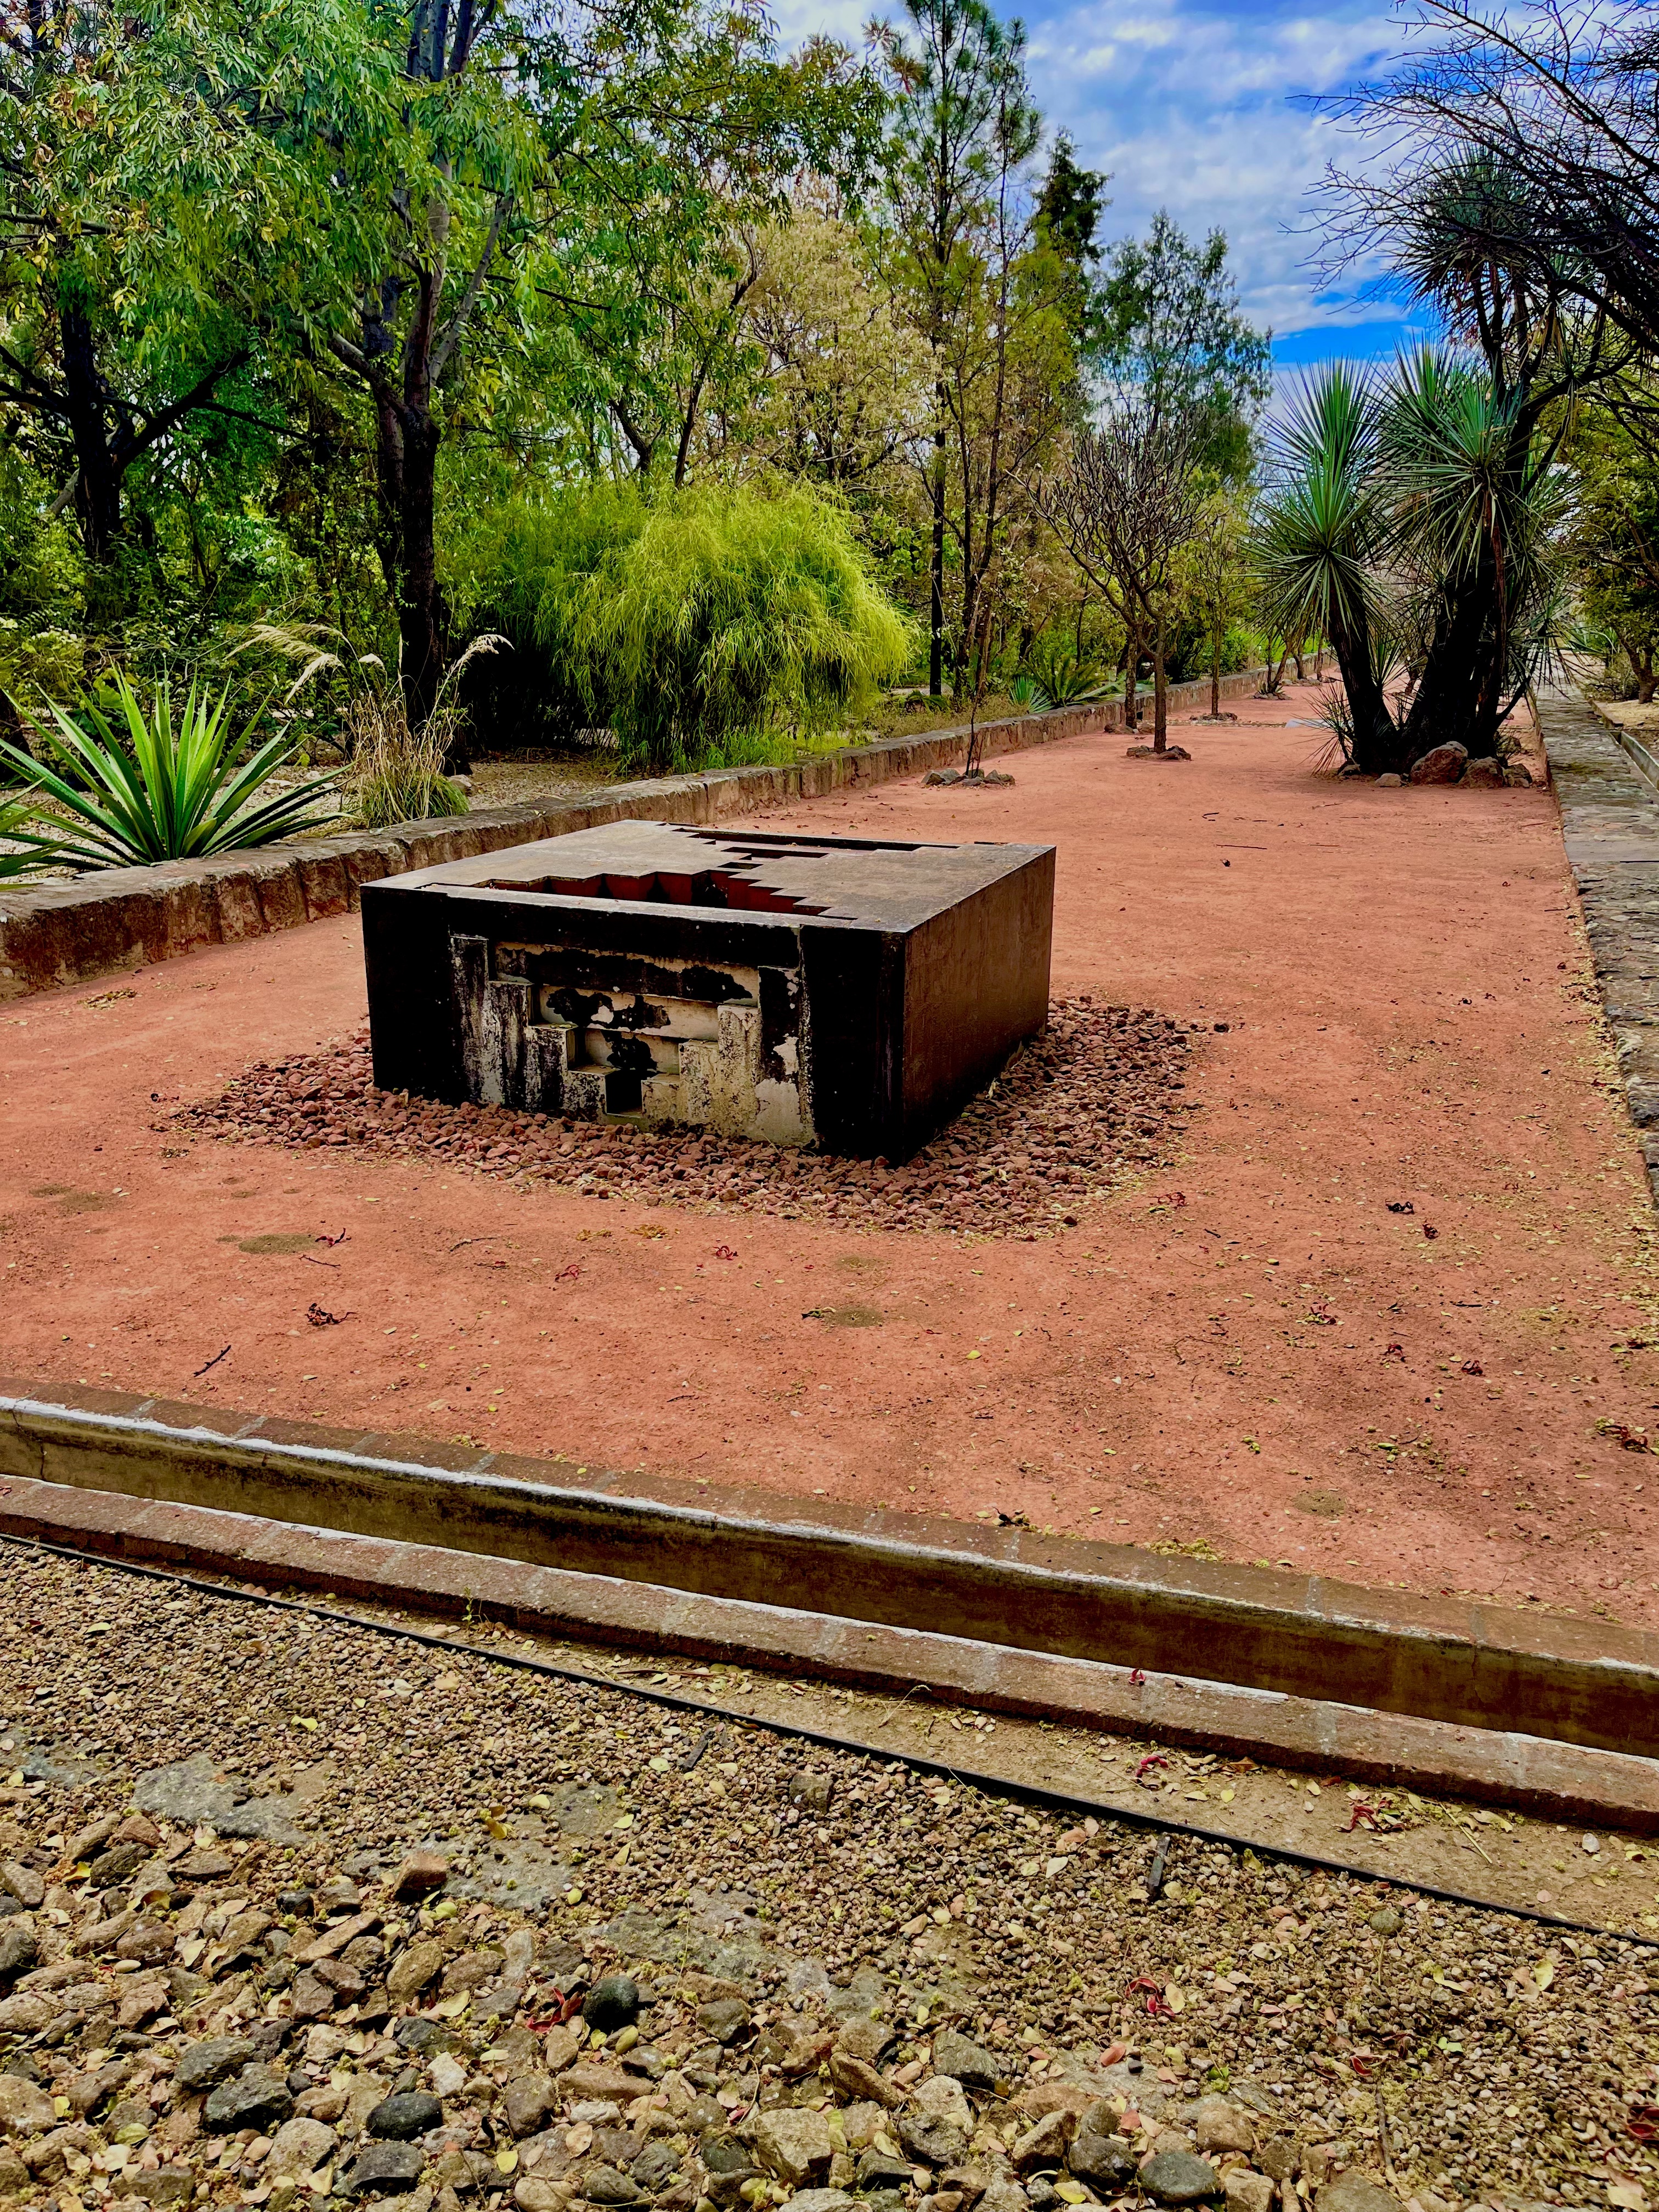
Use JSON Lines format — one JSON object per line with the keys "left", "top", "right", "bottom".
{"left": 1317, "top": 0, "right": 1652, "bottom": 392}
{"left": 1041, "top": 403, "right": 1203, "bottom": 754}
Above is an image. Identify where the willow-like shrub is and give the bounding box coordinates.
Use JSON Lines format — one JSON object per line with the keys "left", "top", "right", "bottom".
{"left": 460, "top": 481, "right": 913, "bottom": 773}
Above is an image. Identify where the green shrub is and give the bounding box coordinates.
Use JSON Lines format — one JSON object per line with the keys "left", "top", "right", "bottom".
{"left": 0, "top": 623, "right": 87, "bottom": 714}
{"left": 456, "top": 481, "right": 915, "bottom": 774}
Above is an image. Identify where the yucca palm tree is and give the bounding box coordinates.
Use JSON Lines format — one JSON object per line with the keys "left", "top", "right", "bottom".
{"left": 1254, "top": 364, "right": 1403, "bottom": 774}
{"left": 1380, "top": 347, "right": 1570, "bottom": 755}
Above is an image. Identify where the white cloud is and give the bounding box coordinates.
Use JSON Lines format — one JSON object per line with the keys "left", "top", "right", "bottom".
{"left": 769, "top": 0, "right": 1417, "bottom": 350}
{"left": 1028, "top": 0, "right": 1406, "bottom": 337}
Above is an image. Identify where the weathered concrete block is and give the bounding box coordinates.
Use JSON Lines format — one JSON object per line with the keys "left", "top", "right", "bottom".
{"left": 364, "top": 818, "right": 1054, "bottom": 1160}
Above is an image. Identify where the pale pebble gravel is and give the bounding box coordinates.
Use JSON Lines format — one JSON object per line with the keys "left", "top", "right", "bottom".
{"left": 1, "top": 1547, "right": 1655, "bottom": 2212}
{"left": 169, "top": 1001, "right": 1201, "bottom": 1238}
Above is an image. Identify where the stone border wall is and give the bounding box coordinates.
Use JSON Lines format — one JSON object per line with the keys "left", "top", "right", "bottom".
{"left": 1539, "top": 693, "right": 1659, "bottom": 1203}
{"left": 0, "top": 668, "right": 1263, "bottom": 1001}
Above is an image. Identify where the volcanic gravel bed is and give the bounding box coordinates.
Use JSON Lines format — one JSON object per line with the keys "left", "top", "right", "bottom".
{"left": 2, "top": 1551, "right": 1655, "bottom": 2212}
{"left": 171, "top": 1001, "right": 1200, "bottom": 1237}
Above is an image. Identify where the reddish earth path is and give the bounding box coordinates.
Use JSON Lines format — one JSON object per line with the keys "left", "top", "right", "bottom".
{"left": 5, "top": 682, "right": 1658, "bottom": 1627}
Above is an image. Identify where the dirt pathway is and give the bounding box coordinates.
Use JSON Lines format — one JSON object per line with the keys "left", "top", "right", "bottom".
{"left": 4, "top": 684, "right": 1657, "bottom": 1626}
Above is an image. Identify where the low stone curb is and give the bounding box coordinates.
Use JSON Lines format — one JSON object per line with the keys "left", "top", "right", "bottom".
{"left": 2, "top": 1380, "right": 1655, "bottom": 1798}
{"left": 2, "top": 1471, "right": 1654, "bottom": 1830}
{"left": 0, "top": 669, "right": 1264, "bottom": 1001}
{"left": 1539, "top": 694, "right": 1659, "bottom": 1203}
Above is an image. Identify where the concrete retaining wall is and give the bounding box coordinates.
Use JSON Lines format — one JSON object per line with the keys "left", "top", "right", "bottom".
{"left": 0, "top": 668, "right": 1263, "bottom": 1001}
{"left": 2, "top": 1374, "right": 1655, "bottom": 1769}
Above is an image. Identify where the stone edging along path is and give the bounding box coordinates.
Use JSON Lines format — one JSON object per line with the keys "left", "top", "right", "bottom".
{"left": 1539, "top": 693, "right": 1659, "bottom": 1206}
{"left": 0, "top": 669, "right": 1263, "bottom": 1001}
{"left": 2, "top": 1380, "right": 1657, "bottom": 1827}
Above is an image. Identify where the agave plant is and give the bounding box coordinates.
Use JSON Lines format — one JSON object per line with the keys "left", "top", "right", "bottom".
{"left": 1012, "top": 639, "right": 1109, "bottom": 712}
{"left": 0, "top": 670, "right": 335, "bottom": 870}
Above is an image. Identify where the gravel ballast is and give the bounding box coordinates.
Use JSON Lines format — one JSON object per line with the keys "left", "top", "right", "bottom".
{"left": 171, "top": 1002, "right": 1200, "bottom": 1238}
{"left": 2, "top": 1549, "right": 1655, "bottom": 2212}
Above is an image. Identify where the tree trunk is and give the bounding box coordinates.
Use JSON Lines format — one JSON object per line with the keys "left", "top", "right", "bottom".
{"left": 366, "top": 375, "right": 459, "bottom": 771}
{"left": 1401, "top": 572, "right": 1499, "bottom": 761}
{"left": 1334, "top": 622, "right": 1401, "bottom": 776}
{"left": 1210, "top": 627, "right": 1221, "bottom": 720}
{"left": 1152, "top": 607, "right": 1167, "bottom": 752}
{"left": 1402, "top": 423, "right": 1536, "bottom": 761}
{"left": 60, "top": 302, "right": 121, "bottom": 563}
{"left": 398, "top": 407, "right": 450, "bottom": 757}
{"left": 1123, "top": 631, "right": 1139, "bottom": 728}
{"left": 370, "top": 386, "right": 405, "bottom": 603}
{"left": 929, "top": 407, "right": 946, "bottom": 697}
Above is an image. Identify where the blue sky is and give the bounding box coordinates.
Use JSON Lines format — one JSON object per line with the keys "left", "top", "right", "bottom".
{"left": 777, "top": 0, "right": 1439, "bottom": 368}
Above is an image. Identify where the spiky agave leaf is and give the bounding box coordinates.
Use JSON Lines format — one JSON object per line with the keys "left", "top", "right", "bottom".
{"left": 0, "top": 799, "right": 63, "bottom": 878}
{"left": 1380, "top": 347, "right": 1530, "bottom": 586}
{"left": 1021, "top": 637, "right": 1108, "bottom": 708}
{"left": 1381, "top": 346, "right": 1576, "bottom": 712}
{"left": 1254, "top": 363, "right": 1384, "bottom": 646}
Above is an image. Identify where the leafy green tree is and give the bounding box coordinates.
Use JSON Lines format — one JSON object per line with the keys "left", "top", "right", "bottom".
{"left": 1094, "top": 213, "right": 1271, "bottom": 481}
{"left": 875, "top": 0, "right": 1078, "bottom": 698}
{"left": 876, "top": 0, "right": 1028, "bottom": 696}
{"left": 1177, "top": 487, "right": 1254, "bottom": 718}
{"left": 246, "top": 0, "right": 539, "bottom": 743}
{"left": 89, "top": 0, "right": 873, "bottom": 765}
{"left": 524, "top": 35, "right": 879, "bottom": 495}
{"left": 0, "top": 0, "right": 284, "bottom": 568}
{"left": 1572, "top": 407, "right": 1659, "bottom": 702}
{"left": 742, "top": 191, "right": 928, "bottom": 494}
{"left": 1036, "top": 134, "right": 1108, "bottom": 337}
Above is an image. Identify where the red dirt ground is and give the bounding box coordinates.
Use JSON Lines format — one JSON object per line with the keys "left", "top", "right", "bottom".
{"left": 7, "top": 680, "right": 1659, "bottom": 1627}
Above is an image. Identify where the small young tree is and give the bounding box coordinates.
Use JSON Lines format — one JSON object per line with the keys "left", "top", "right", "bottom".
{"left": 1042, "top": 402, "right": 1203, "bottom": 753}
{"left": 1177, "top": 487, "right": 1254, "bottom": 719}
{"left": 874, "top": 0, "right": 1080, "bottom": 702}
